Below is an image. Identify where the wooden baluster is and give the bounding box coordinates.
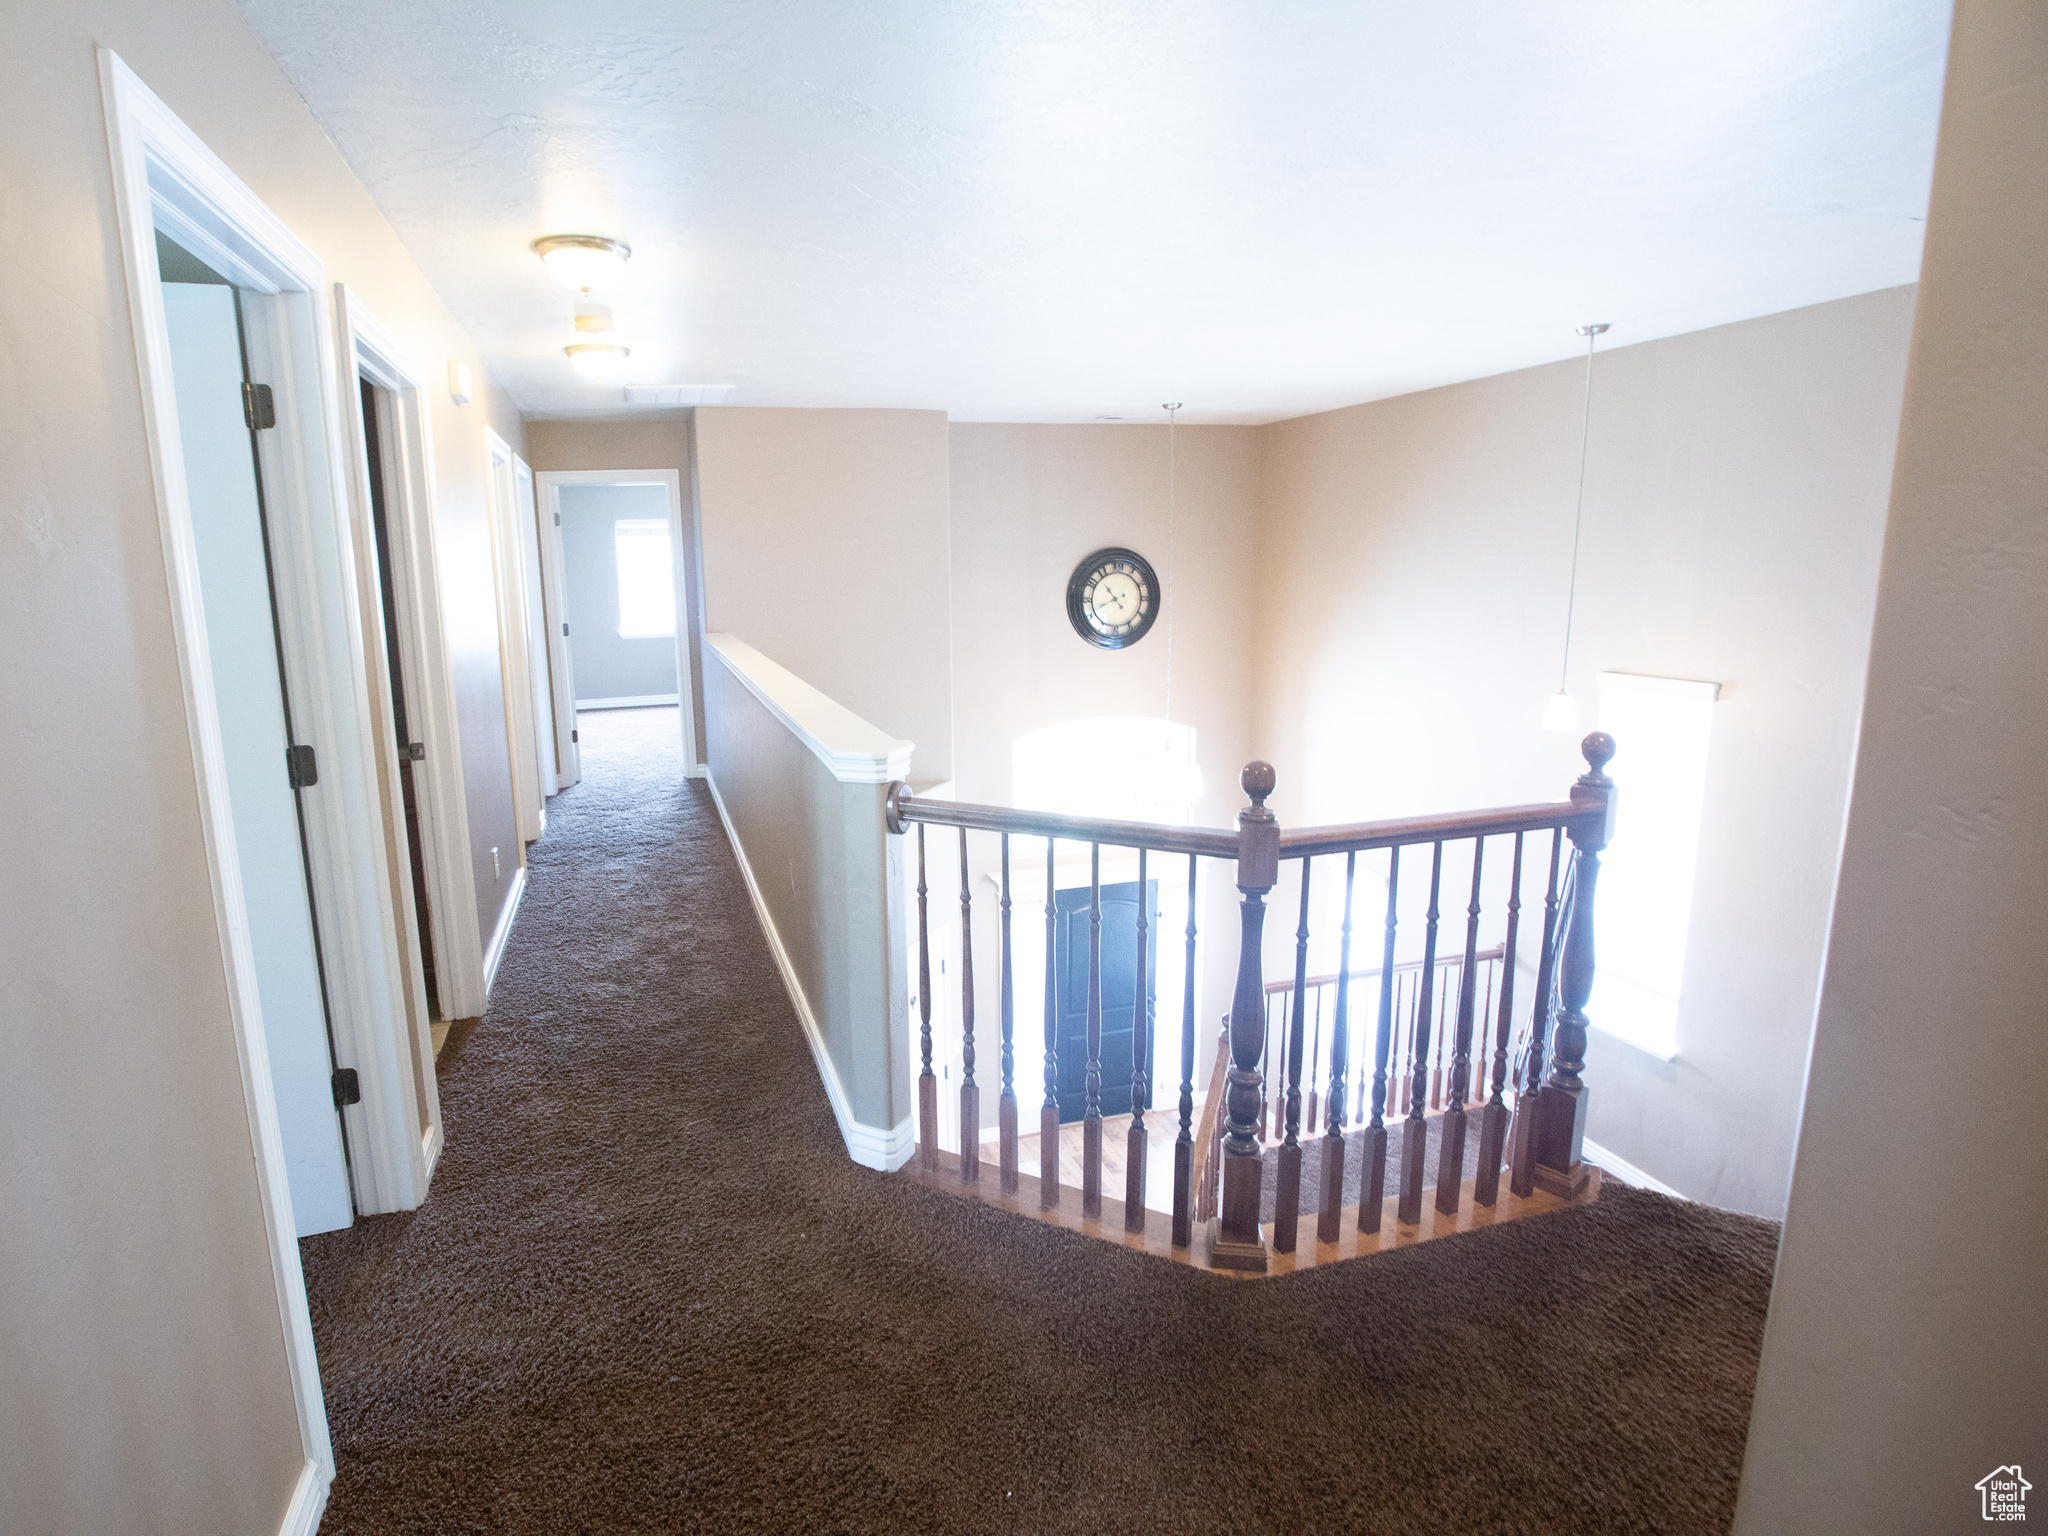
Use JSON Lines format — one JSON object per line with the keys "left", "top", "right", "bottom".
{"left": 1397, "top": 842, "right": 1445, "bottom": 1224}
{"left": 1436, "top": 838, "right": 1486, "bottom": 1215}
{"left": 1359, "top": 847, "right": 1398, "bottom": 1233}
{"left": 1216, "top": 762, "right": 1280, "bottom": 1271}
{"left": 1510, "top": 827, "right": 1566, "bottom": 1197}
{"left": 1274, "top": 857, "right": 1313, "bottom": 1253}
{"left": 1319, "top": 851, "right": 1358, "bottom": 1242}
{"left": 1082, "top": 842, "right": 1104, "bottom": 1217}
{"left": 1475, "top": 961, "right": 1495, "bottom": 1107}
{"left": 998, "top": 834, "right": 1018, "bottom": 1194}
{"left": 958, "top": 830, "right": 979, "bottom": 1185}
{"left": 917, "top": 824, "right": 937, "bottom": 1174}
{"left": 1395, "top": 977, "right": 1409, "bottom": 1117}
{"left": 1172, "top": 856, "right": 1199, "bottom": 1247}
{"left": 1535, "top": 733, "right": 1617, "bottom": 1197}
{"left": 1041, "top": 838, "right": 1060, "bottom": 1207}
{"left": 1429, "top": 971, "right": 1446, "bottom": 1112}
{"left": 1307, "top": 985, "right": 1324, "bottom": 1135}
{"left": 1476, "top": 832, "right": 1524, "bottom": 1205}
{"left": 1125, "top": 849, "right": 1151, "bottom": 1233}
{"left": 1403, "top": 976, "right": 1419, "bottom": 1115}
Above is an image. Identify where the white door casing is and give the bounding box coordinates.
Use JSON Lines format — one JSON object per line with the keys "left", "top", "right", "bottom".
{"left": 485, "top": 429, "right": 545, "bottom": 845}
{"left": 515, "top": 456, "right": 559, "bottom": 800}
{"left": 334, "top": 284, "right": 470, "bottom": 1137}
{"left": 103, "top": 45, "right": 351, "bottom": 1516}
{"left": 534, "top": 468, "right": 704, "bottom": 778}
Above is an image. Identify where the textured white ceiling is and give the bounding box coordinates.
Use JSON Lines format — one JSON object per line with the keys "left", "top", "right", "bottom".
{"left": 239, "top": 0, "right": 1950, "bottom": 422}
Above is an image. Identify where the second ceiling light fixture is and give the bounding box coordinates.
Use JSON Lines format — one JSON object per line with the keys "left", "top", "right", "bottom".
{"left": 534, "top": 234, "right": 632, "bottom": 379}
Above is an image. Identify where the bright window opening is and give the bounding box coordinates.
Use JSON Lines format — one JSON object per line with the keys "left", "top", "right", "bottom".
{"left": 614, "top": 518, "right": 675, "bottom": 638}
{"left": 1011, "top": 716, "right": 1202, "bottom": 825}
{"left": 1590, "top": 670, "right": 1719, "bottom": 1061}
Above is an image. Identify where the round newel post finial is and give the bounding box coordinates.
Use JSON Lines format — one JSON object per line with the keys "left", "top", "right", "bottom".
{"left": 1240, "top": 761, "right": 1276, "bottom": 810}
{"left": 1579, "top": 732, "right": 1616, "bottom": 782}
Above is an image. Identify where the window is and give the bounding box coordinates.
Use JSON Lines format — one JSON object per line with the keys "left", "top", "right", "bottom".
{"left": 613, "top": 518, "right": 675, "bottom": 638}
{"left": 1589, "top": 670, "right": 1719, "bottom": 1061}
{"left": 1011, "top": 716, "right": 1202, "bottom": 825}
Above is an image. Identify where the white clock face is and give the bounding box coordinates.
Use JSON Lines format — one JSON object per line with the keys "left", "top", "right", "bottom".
{"left": 1068, "top": 549, "right": 1159, "bottom": 649}
{"left": 1090, "top": 571, "right": 1142, "bottom": 627}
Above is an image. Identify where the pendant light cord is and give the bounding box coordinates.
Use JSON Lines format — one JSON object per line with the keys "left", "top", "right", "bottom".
{"left": 1557, "top": 326, "right": 1605, "bottom": 693}
{"left": 1163, "top": 402, "right": 1181, "bottom": 725}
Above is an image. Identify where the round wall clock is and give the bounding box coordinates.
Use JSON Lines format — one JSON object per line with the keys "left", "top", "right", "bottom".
{"left": 1066, "top": 547, "right": 1160, "bottom": 650}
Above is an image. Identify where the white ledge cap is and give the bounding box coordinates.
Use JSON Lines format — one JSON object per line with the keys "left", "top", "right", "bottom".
{"left": 707, "top": 633, "right": 914, "bottom": 785}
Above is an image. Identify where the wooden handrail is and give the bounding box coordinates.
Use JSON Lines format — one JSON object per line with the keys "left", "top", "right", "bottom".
{"left": 886, "top": 785, "right": 1596, "bottom": 863}
{"left": 886, "top": 788, "right": 1237, "bottom": 858}
{"left": 1278, "top": 803, "right": 1595, "bottom": 857}
{"left": 1263, "top": 944, "right": 1505, "bottom": 996}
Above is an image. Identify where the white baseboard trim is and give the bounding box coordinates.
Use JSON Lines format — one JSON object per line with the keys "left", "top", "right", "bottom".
{"left": 421, "top": 1118, "right": 444, "bottom": 1184}
{"left": 481, "top": 863, "right": 527, "bottom": 997}
{"left": 1583, "top": 1138, "right": 1686, "bottom": 1200}
{"left": 279, "top": 1459, "right": 329, "bottom": 1536}
{"left": 703, "top": 770, "right": 914, "bottom": 1172}
{"left": 576, "top": 693, "right": 680, "bottom": 710}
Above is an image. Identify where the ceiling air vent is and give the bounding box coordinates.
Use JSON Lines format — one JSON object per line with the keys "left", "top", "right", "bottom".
{"left": 623, "top": 384, "right": 735, "bottom": 406}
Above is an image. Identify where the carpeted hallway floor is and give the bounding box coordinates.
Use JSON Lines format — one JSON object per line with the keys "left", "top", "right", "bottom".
{"left": 301, "top": 705, "right": 1778, "bottom": 1535}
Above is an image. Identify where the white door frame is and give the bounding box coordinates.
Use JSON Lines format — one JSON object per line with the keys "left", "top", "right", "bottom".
{"left": 485, "top": 430, "right": 546, "bottom": 843}
{"left": 334, "top": 286, "right": 483, "bottom": 1137}
{"left": 533, "top": 468, "right": 705, "bottom": 776}
{"left": 102, "top": 47, "right": 351, "bottom": 1524}
{"left": 514, "top": 455, "right": 560, "bottom": 799}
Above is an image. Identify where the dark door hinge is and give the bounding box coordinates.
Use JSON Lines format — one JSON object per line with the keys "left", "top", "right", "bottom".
{"left": 571, "top": 728, "right": 579, "bottom": 742}
{"left": 332, "top": 1067, "right": 361, "bottom": 1107}
{"left": 406, "top": 741, "right": 426, "bottom": 762}
{"left": 243, "top": 381, "right": 276, "bottom": 431}
{"left": 553, "top": 511, "right": 561, "bottom": 526}
{"left": 562, "top": 622, "right": 570, "bottom": 637}
{"left": 286, "top": 743, "right": 318, "bottom": 788}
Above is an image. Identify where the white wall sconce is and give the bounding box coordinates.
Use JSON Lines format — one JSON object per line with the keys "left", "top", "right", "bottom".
{"left": 564, "top": 342, "right": 629, "bottom": 379}
{"left": 533, "top": 234, "right": 631, "bottom": 292}
{"left": 448, "top": 360, "right": 473, "bottom": 405}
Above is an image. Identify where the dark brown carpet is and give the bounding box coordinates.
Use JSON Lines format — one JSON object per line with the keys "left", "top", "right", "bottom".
{"left": 301, "top": 705, "right": 1777, "bottom": 1536}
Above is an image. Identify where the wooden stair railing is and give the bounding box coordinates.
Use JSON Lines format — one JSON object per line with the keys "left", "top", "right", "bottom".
{"left": 885, "top": 732, "right": 1617, "bottom": 1272}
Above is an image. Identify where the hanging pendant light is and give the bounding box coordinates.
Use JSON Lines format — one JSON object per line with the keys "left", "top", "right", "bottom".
{"left": 1545, "top": 322, "right": 1609, "bottom": 732}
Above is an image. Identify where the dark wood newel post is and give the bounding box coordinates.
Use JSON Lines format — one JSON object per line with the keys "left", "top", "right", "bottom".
{"left": 1535, "top": 731, "right": 1617, "bottom": 1198}
{"left": 1214, "top": 761, "right": 1279, "bottom": 1272}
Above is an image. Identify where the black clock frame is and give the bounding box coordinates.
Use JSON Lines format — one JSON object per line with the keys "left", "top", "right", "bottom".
{"left": 1066, "top": 547, "right": 1160, "bottom": 650}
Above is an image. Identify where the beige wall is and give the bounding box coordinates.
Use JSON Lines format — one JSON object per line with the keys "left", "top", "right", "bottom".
{"left": 948, "top": 423, "right": 1265, "bottom": 1083}
{"left": 1734, "top": 4, "right": 2048, "bottom": 1525}
{"left": 0, "top": 1, "right": 523, "bottom": 1529}
{"left": 524, "top": 413, "right": 706, "bottom": 761}
{"left": 1251, "top": 289, "right": 1917, "bottom": 1217}
{"left": 692, "top": 407, "right": 954, "bottom": 783}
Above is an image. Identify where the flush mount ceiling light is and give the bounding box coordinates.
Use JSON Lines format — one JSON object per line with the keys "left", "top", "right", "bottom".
{"left": 533, "top": 234, "right": 631, "bottom": 292}
{"left": 565, "top": 342, "right": 630, "bottom": 379}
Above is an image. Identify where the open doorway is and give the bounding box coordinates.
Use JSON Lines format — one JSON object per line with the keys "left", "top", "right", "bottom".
{"left": 532, "top": 470, "right": 703, "bottom": 785}
{"left": 359, "top": 377, "right": 443, "bottom": 1023}
{"left": 157, "top": 233, "right": 354, "bottom": 1237}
